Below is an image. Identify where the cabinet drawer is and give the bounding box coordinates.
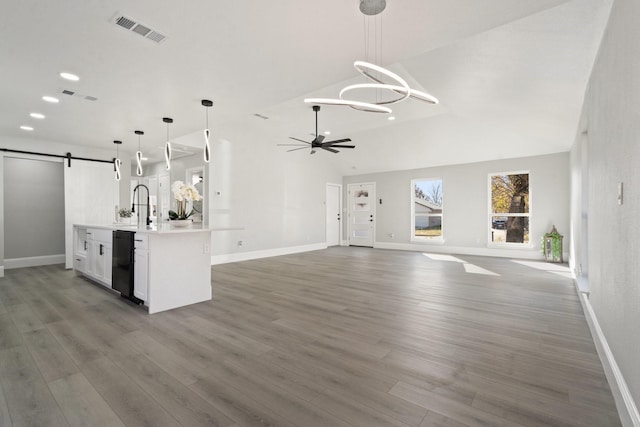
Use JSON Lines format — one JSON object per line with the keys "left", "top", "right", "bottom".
{"left": 89, "top": 228, "right": 111, "bottom": 243}
{"left": 73, "top": 255, "right": 86, "bottom": 273}
{"left": 134, "top": 233, "right": 148, "bottom": 250}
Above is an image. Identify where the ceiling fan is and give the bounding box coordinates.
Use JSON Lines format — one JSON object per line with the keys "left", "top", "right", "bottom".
{"left": 279, "top": 105, "right": 355, "bottom": 154}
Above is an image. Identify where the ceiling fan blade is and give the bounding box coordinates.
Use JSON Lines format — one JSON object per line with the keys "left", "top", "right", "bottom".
{"left": 328, "top": 145, "right": 355, "bottom": 149}
{"left": 278, "top": 143, "right": 308, "bottom": 146}
{"left": 312, "top": 135, "right": 325, "bottom": 144}
{"left": 322, "top": 147, "right": 339, "bottom": 153}
{"left": 287, "top": 147, "right": 309, "bottom": 152}
{"left": 289, "top": 137, "right": 311, "bottom": 144}
{"left": 322, "top": 138, "right": 352, "bottom": 146}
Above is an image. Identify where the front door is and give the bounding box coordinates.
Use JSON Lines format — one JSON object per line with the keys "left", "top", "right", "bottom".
{"left": 326, "top": 183, "right": 342, "bottom": 246}
{"left": 348, "top": 183, "right": 375, "bottom": 247}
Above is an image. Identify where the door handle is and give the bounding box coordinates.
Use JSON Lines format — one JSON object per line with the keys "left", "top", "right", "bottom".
{"left": 99, "top": 244, "right": 104, "bottom": 256}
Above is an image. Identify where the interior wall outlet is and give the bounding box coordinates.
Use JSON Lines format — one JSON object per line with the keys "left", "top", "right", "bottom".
{"left": 203, "top": 243, "right": 209, "bottom": 254}
{"left": 617, "top": 182, "right": 623, "bottom": 205}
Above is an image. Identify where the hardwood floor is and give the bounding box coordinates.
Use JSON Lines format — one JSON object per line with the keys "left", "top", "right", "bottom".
{"left": 0, "top": 247, "right": 621, "bottom": 426}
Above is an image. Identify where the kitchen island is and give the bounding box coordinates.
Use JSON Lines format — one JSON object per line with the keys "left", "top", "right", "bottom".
{"left": 73, "top": 223, "right": 212, "bottom": 314}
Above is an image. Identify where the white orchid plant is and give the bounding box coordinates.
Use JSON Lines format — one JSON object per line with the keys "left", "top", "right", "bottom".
{"left": 169, "top": 180, "right": 202, "bottom": 220}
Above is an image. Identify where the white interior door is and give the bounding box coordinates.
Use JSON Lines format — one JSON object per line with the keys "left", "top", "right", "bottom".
{"left": 348, "top": 183, "right": 375, "bottom": 247}
{"left": 326, "top": 183, "right": 342, "bottom": 246}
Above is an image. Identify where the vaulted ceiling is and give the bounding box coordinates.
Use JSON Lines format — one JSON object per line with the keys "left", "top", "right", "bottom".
{"left": 0, "top": 0, "right": 611, "bottom": 175}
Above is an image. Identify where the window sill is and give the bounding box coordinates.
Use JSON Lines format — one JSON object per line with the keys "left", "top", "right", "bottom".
{"left": 410, "top": 238, "right": 445, "bottom": 245}
{"left": 488, "top": 242, "right": 533, "bottom": 250}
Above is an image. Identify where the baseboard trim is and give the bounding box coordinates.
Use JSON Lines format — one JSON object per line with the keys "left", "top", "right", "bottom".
{"left": 579, "top": 292, "right": 639, "bottom": 427}
{"left": 373, "top": 242, "right": 545, "bottom": 260}
{"left": 210, "top": 243, "right": 328, "bottom": 265}
{"left": 4, "top": 254, "right": 65, "bottom": 269}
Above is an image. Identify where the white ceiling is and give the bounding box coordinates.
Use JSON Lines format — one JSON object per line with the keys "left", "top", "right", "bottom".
{"left": 0, "top": 0, "right": 611, "bottom": 175}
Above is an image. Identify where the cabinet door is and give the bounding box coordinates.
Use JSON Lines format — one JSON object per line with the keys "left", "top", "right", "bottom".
{"left": 103, "top": 244, "right": 113, "bottom": 286}
{"left": 93, "top": 242, "right": 106, "bottom": 281}
{"left": 86, "top": 240, "right": 96, "bottom": 277}
{"left": 134, "top": 249, "right": 148, "bottom": 302}
{"left": 74, "top": 227, "right": 88, "bottom": 257}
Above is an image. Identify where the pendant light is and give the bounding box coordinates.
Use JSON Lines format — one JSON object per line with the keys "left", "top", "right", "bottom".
{"left": 201, "top": 99, "right": 213, "bottom": 163}
{"left": 113, "top": 140, "right": 122, "bottom": 181}
{"left": 134, "top": 130, "right": 144, "bottom": 176}
{"left": 163, "top": 117, "right": 173, "bottom": 170}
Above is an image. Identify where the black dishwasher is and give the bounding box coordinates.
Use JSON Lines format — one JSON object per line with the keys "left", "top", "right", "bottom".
{"left": 112, "top": 230, "right": 141, "bottom": 304}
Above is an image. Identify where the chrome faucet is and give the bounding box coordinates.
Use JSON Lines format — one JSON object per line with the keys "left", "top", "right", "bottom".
{"left": 131, "top": 184, "right": 151, "bottom": 226}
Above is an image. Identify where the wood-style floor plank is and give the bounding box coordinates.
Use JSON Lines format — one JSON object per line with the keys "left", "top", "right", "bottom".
{"left": 0, "top": 247, "right": 622, "bottom": 426}
{"left": 48, "top": 372, "right": 126, "bottom": 427}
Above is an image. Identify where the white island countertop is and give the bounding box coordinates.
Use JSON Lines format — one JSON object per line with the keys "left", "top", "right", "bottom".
{"left": 74, "top": 223, "right": 242, "bottom": 234}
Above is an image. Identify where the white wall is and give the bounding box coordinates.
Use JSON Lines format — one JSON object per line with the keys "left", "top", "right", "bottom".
{"left": 207, "top": 119, "right": 343, "bottom": 261}
{"left": 344, "top": 153, "right": 570, "bottom": 259}
{"left": 0, "top": 135, "right": 130, "bottom": 275}
{"left": 3, "top": 157, "right": 65, "bottom": 262}
{"left": 571, "top": 0, "right": 640, "bottom": 423}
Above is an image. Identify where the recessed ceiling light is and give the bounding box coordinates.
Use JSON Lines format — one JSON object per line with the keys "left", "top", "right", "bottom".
{"left": 60, "top": 72, "right": 79, "bottom": 81}
{"left": 20, "top": 125, "right": 34, "bottom": 131}
{"left": 324, "top": 131, "right": 331, "bottom": 135}
{"left": 388, "top": 116, "right": 396, "bottom": 121}
{"left": 42, "top": 96, "right": 59, "bottom": 103}
{"left": 30, "top": 113, "right": 45, "bottom": 119}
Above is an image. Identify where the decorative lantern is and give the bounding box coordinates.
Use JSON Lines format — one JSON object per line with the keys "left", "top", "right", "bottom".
{"left": 543, "top": 225, "right": 563, "bottom": 263}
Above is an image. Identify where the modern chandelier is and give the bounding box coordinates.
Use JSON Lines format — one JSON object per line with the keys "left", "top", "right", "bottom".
{"left": 304, "top": 0, "right": 438, "bottom": 113}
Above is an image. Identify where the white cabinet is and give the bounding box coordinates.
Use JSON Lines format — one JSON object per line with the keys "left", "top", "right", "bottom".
{"left": 73, "top": 227, "right": 88, "bottom": 274}
{"left": 133, "top": 234, "right": 149, "bottom": 303}
{"left": 73, "top": 226, "right": 112, "bottom": 288}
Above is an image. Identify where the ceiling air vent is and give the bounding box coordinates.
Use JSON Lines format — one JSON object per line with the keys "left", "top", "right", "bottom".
{"left": 112, "top": 13, "right": 167, "bottom": 44}
{"left": 60, "top": 89, "right": 98, "bottom": 102}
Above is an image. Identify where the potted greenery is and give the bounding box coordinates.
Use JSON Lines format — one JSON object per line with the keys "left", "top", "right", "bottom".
{"left": 542, "top": 225, "right": 563, "bottom": 263}
{"left": 118, "top": 207, "right": 133, "bottom": 224}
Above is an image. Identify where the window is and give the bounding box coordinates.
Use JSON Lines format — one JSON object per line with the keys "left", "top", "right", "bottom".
{"left": 490, "top": 172, "right": 529, "bottom": 244}
{"left": 412, "top": 178, "right": 443, "bottom": 241}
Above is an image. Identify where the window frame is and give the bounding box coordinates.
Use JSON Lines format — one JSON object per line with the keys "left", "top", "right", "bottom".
{"left": 487, "top": 170, "right": 531, "bottom": 247}
{"left": 411, "top": 177, "right": 444, "bottom": 243}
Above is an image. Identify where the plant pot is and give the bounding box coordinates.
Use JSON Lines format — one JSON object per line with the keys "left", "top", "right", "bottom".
{"left": 171, "top": 219, "right": 192, "bottom": 228}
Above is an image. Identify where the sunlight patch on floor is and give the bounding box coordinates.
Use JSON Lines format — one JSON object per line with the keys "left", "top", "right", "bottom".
{"left": 463, "top": 263, "right": 500, "bottom": 276}
{"left": 423, "top": 253, "right": 500, "bottom": 276}
{"left": 422, "top": 253, "right": 465, "bottom": 263}
{"left": 511, "top": 259, "right": 573, "bottom": 278}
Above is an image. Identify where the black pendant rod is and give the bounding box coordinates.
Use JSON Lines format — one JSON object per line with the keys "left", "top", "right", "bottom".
{"left": 0, "top": 148, "right": 114, "bottom": 167}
